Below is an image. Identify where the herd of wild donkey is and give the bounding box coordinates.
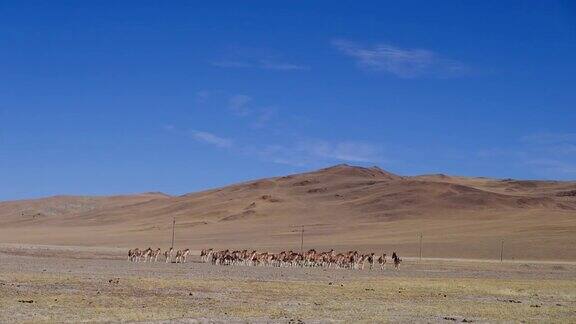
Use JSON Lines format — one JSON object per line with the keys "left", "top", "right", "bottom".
{"left": 128, "top": 247, "right": 402, "bottom": 270}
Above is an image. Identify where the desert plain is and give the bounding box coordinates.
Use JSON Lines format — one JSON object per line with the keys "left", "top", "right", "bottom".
{"left": 1, "top": 164, "right": 575, "bottom": 322}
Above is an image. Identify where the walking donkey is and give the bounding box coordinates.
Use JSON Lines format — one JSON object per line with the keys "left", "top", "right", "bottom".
{"left": 128, "top": 248, "right": 141, "bottom": 262}
{"left": 200, "top": 248, "right": 214, "bottom": 263}
{"left": 151, "top": 248, "right": 162, "bottom": 262}
{"left": 164, "top": 247, "right": 174, "bottom": 263}
{"left": 128, "top": 247, "right": 162, "bottom": 262}
{"left": 392, "top": 252, "right": 402, "bottom": 269}
{"left": 175, "top": 249, "right": 190, "bottom": 263}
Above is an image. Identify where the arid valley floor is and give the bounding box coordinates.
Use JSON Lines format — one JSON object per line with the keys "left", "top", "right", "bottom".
{"left": 0, "top": 244, "right": 575, "bottom": 323}
{"left": 1, "top": 165, "right": 576, "bottom": 322}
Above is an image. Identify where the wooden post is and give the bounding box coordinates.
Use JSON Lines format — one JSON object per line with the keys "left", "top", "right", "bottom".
{"left": 300, "top": 225, "right": 304, "bottom": 255}
{"left": 500, "top": 240, "right": 504, "bottom": 262}
{"left": 171, "top": 217, "right": 176, "bottom": 249}
{"left": 419, "top": 232, "right": 423, "bottom": 261}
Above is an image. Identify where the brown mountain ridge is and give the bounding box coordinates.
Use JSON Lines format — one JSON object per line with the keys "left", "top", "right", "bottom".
{"left": 1, "top": 164, "right": 575, "bottom": 260}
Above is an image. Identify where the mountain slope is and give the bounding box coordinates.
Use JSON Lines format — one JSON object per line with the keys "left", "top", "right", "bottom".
{"left": 1, "top": 164, "right": 575, "bottom": 260}
{"left": 0, "top": 192, "right": 170, "bottom": 224}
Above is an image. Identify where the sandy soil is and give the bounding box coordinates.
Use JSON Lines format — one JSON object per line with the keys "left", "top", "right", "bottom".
{"left": 1, "top": 244, "right": 575, "bottom": 323}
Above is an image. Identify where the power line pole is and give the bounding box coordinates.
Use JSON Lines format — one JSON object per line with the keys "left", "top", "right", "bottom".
{"left": 500, "top": 240, "right": 504, "bottom": 262}
{"left": 171, "top": 217, "right": 176, "bottom": 249}
{"left": 418, "top": 232, "right": 423, "bottom": 261}
{"left": 300, "top": 225, "right": 304, "bottom": 255}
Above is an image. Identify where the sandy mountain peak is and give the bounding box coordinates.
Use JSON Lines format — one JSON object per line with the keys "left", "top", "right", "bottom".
{"left": 316, "top": 164, "right": 401, "bottom": 180}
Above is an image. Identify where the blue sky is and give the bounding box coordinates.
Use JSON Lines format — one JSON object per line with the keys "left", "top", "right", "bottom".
{"left": 1, "top": 1, "right": 575, "bottom": 200}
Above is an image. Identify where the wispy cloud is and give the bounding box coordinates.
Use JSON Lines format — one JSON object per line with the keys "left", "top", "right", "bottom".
{"left": 521, "top": 132, "right": 576, "bottom": 145}
{"left": 195, "top": 90, "right": 212, "bottom": 104}
{"left": 164, "top": 125, "right": 233, "bottom": 149}
{"left": 170, "top": 89, "right": 384, "bottom": 168}
{"left": 228, "top": 94, "right": 252, "bottom": 116}
{"left": 189, "top": 130, "right": 233, "bottom": 148}
{"left": 525, "top": 159, "right": 576, "bottom": 176}
{"left": 212, "top": 59, "right": 308, "bottom": 71}
{"left": 476, "top": 132, "right": 576, "bottom": 179}
{"left": 226, "top": 94, "right": 277, "bottom": 129}
{"left": 303, "top": 140, "right": 382, "bottom": 163}
{"left": 523, "top": 132, "right": 576, "bottom": 177}
{"left": 211, "top": 46, "right": 308, "bottom": 71}
{"left": 250, "top": 106, "right": 277, "bottom": 129}
{"left": 250, "top": 139, "right": 383, "bottom": 167}
{"left": 211, "top": 61, "right": 254, "bottom": 69}
{"left": 522, "top": 132, "right": 576, "bottom": 157}
{"left": 259, "top": 60, "right": 308, "bottom": 71}
{"left": 332, "top": 39, "right": 467, "bottom": 78}
{"left": 166, "top": 123, "right": 380, "bottom": 167}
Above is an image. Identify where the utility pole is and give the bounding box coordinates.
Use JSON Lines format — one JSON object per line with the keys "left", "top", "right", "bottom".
{"left": 300, "top": 225, "right": 304, "bottom": 255}
{"left": 171, "top": 217, "right": 176, "bottom": 249}
{"left": 500, "top": 240, "right": 504, "bottom": 262}
{"left": 418, "top": 232, "right": 423, "bottom": 261}
{"left": 289, "top": 223, "right": 330, "bottom": 255}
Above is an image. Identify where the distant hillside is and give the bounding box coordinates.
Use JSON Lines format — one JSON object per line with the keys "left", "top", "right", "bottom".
{"left": 1, "top": 164, "right": 575, "bottom": 260}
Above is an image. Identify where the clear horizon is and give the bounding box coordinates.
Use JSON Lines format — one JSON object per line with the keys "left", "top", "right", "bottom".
{"left": 1, "top": 1, "right": 575, "bottom": 200}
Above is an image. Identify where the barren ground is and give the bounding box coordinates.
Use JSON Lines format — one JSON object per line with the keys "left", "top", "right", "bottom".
{"left": 1, "top": 244, "right": 575, "bottom": 323}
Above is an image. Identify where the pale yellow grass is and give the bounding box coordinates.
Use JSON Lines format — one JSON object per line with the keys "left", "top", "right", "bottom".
{"left": 1, "top": 272, "right": 574, "bottom": 323}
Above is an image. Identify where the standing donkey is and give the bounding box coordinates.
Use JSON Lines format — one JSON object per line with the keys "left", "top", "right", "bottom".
{"left": 164, "top": 247, "right": 174, "bottom": 263}
{"left": 392, "top": 252, "right": 402, "bottom": 269}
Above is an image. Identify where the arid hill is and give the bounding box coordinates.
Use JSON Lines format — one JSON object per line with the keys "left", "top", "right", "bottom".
{"left": 1, "top": 164, "right": 575, "bottom": 260}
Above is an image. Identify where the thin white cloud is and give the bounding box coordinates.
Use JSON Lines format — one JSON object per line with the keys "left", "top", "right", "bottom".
{"left": 162, "top": 124, "right": 176, "bottom": 132}
{"left": 250, "top": 106, "right": 277, "bottom": 129}
{"left": 522, "top": 132, "right": 576, "bottom": 158}
{"left": 525, "top": 159, "right": 576, "bottom": 176}
{"left": 167, "top": 125, "right": 379, "bottom": 166}
{"left": 523, "top": 132, "right": 576, "bottom": 177}
{"left": 195, "top": 90, "right": 212, "bottom": 104}
{"left": 521, "top": 132, "right": 576, "bottom": 145}
{"left": 211, "top": 46, "right": 308, "bottom": 71}
{"left": 211, "top": 61, "right": 253, "bottom": 69}
{"left": 301, "top": 140, "right": 382, "bottom": 163}
{"left": 226, "top": 94, "right": 277, "bottom": 128}
{"left": 552, "top": 144, "right": 576, "bottom": 155}
{"left": 477, "top": 132, "right": 576, "bottom": 179}
{"left": 189, "top": 130, "right": 233, "bottom": 148}
{"left": 212, "top": 59, "right": 308, "bottom": 71}
{"left": 250, "top": 139, "right": 383, "bottom": 167}
{"left": 332, "top": 39, "right": 467, "bottom": 78}
{"left": 228, "top": 94, "right": 252, "bottom": 116}
{"left": 258, "top": 60, "right": 308, "bottom": 71}
{"left": 170, "top": 90, "right": 382, "bottom": 167}
{"left": 165, "top": 125, "right": 233, "bottom": 149}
